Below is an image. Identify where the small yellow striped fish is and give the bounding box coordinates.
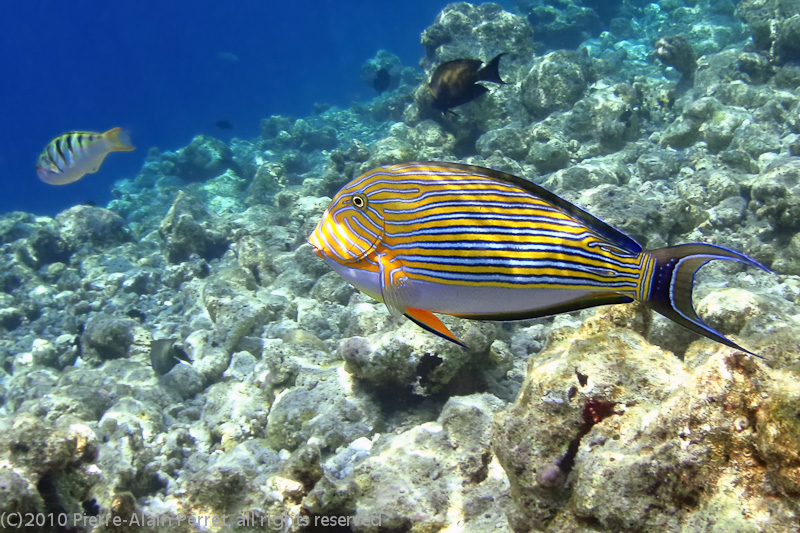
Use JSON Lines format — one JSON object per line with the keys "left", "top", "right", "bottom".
{"left": 309, "top": 162, "right": 769, "bottom": 356}
{"left": 36, "top": 127, "right": 134, "bottom": 185}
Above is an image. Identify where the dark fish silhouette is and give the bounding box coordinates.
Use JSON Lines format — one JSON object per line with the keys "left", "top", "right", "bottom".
{"left": 126, "top": 309, "right": 146, "bottom": 321}
{"left": 619, "top": 109, "right": 633, "bottom": 128}
{"left": 428, "top": 53, "right": 507, "bottom": 112}
{"left": 150, "top": 338, "right": 191, "bottom": 375}
{"left": 215, "top": 120, "right": 234, "bottom": 130}
{"left": 373, "top": 68, "right": 392, "bottom": 93}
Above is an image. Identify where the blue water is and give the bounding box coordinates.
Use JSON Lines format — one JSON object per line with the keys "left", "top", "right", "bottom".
{"left": 0, "top": 0, "right": 470, "bottom": 216}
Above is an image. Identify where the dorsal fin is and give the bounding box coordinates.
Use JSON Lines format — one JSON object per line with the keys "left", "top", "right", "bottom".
{"left": 421, "top": 161, "right": 643, "bottom": 255}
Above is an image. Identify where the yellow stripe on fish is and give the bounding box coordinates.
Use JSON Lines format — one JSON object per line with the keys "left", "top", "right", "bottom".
{"left": 309, "top": 162, "right": 768, "bottom": 356}
{"left": 37, "top": 127, "right": 134, "bottom": 185}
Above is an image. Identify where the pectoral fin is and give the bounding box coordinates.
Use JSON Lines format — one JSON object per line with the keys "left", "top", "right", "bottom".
{"left": 375, "top": 252, "right": 466, "bottom": 348}
{"left": 87, "top": 152, "right": 109, "bottom": 174}
{"left": 376, "top": 252, "right": 410, "bottom": 319}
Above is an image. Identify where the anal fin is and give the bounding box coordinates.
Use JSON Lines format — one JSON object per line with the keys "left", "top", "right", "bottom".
{"left": 404, "top": 308, "right": 467, "bottom": 348}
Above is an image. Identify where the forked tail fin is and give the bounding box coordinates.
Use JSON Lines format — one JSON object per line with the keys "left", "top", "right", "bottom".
{"left": 645, "top": 243, "right": 770, "bottom": 358}
{"left": 103, "top": 127, "right": 135, "bottom": 151}
{"left": 478, "top": 53, "right": 507, "bottom": 84}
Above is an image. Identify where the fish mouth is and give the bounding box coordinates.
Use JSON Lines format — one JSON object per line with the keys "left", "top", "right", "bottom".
{"left": 309, "top": 215, "right": 380, "bottom": 263}
{"left": 308, "top": 227, "right": 328, "bottom": 259}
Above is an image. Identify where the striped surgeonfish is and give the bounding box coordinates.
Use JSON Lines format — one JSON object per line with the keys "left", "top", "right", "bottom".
{"left": 309, "top": 162, "right": 768, "bottom": 356}
{"left": 36, "top": 127, "right": 134, "bottom": 185}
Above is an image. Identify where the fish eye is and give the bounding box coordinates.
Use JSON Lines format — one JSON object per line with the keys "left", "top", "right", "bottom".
{"left": 352, "top": 193, "right": 367, "bottom": 209}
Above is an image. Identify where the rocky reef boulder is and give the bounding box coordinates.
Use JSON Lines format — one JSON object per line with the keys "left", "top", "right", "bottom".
{"left": 494, "top": 301, "right": 799, "bottom": 531}
{"left": 55, "top": 205, "right": 131, "bottom": 253}
{"left": 420, "top": 2, "right": 533, "bottom": 70}
{"left": 520, "top": 0, "right": 604, "bottom": 50}
{"left": 360, "top": 49, "right": 403, "bottom": 94}
{"left": 160, "top": 135, "right": 236, "bottom": 182}
{"left": 15, "top": 219, "right": 72, "bottom": 269}
{"left": 80, "top": 313, "right": 150, "bottom": 365}
{"left": 0, "top": 211, "right": 40, "bottom": 245}
{"left": 475, "top": 121, "right": 530, "bottom": 160}
{"left": 351, "top": 394, "right": 511, "bottom": 532}
{"left": 245, "top": 161, "right": 288, "bottom": 206}
{"left": 338, "top": 317, "right": 507, "bottom": 396}
{"left": 751, "top": 157, "right": 800, "bottom": 235}
{"left": 158, "top": 191, "right": 232, "bottom": 263}
{"left": 737, "top": 0, "right": 800, "bottom": 64}
{"left": 776, "top": 14, "right": 800, "bottom": 65}
{"left": 11, "top": 205, "right": 132, "bottom": 269}
{"left": 266, "top": 363, "right": 380, "bottom": 453}
{"left": 494, "top": 303, "right": 683, "bottom": 528}
{"left": 0, "top": 415, "right": 100, "bottom": 531}
{"left": 260, "top": 116, "right": 339, "bottom": 152}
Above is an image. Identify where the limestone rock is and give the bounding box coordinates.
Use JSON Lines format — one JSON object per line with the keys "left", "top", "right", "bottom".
{"left": 158, "top": 191, "right": 231, "bottom": 263}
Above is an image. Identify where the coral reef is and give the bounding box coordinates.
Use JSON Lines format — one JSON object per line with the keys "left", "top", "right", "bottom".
{"left": 160, "top": 135, "right": 237, "bottom": 183}
{"left": 495, "top": 304, "right": 800, "bottom": 531}
{"left": 737, "top": 0, "right": 800, "bottom": 64}
{"left": 1, "top": 1, "right": 800, "bottom": 532}
{"left": 655, "top": 35, "right": 698, "bottom": 86}
{"left": 519, "top": 0, "right": 605, "bottom": 50}
{"left": 360, "top": 50, "right": 403, "bottom": 94}
{"left": 521, "top": 49, "right": 594, "bottom": 118}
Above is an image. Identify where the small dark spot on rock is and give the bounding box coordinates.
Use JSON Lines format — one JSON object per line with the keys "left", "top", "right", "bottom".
{"left": 126, "top": 309, "right": 146, "bottom": 321}
{"left": 82, "top": 498, "right": 100, "bottom": 516}
{"left": 582, "top": 398, "right": 618, "bottom": 426}
{"left": 10, "top": 442, "right": 29, "bottom": 454}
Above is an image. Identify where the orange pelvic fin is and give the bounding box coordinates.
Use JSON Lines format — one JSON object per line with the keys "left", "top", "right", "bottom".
{"left": 404, "top": 308, "right": 467, "bottom": 348}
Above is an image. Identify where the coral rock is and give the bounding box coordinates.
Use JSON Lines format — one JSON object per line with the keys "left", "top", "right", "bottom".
{"left": 522, "top": 50, "right": 593, "bottom": 119}
{"left": 158, "top": 190, "right": 231, "bottom": 263}
{"left": 161, "top": 135, "right": 235, "bottom": 183}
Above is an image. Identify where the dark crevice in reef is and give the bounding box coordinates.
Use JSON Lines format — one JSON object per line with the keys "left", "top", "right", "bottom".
{"left": 367, "top": 381, "right": 433, "bottom": 413}
{"left": 452, "top": 129, "right": 481, "bottom": 158}
{"left": 559, "top": 398, "right": 620, "bottom": 475}
{"left": 417, "top": 352, "right": 444, "bottom": 389}
{"left": 37, "top": 472, "right": 80, "bottom": 533}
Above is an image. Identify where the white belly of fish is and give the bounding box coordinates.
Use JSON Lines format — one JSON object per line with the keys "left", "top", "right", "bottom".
{"left": 325, "top": 258, "right": 595, "bottom": 316}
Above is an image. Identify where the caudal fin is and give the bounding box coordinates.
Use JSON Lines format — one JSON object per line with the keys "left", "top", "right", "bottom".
{"left": 478, "top": 53, "right": 507, "bottom": 84}
{"left": 645, "top": 243, "right": 770, "bottom": 358}
{"left": 103, "top": 127, "right": 135, "bottom": 151}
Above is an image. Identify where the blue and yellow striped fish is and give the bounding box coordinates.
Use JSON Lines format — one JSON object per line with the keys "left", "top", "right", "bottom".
{"left": 309, "top": 162, "right": 768, "bottom": 356}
